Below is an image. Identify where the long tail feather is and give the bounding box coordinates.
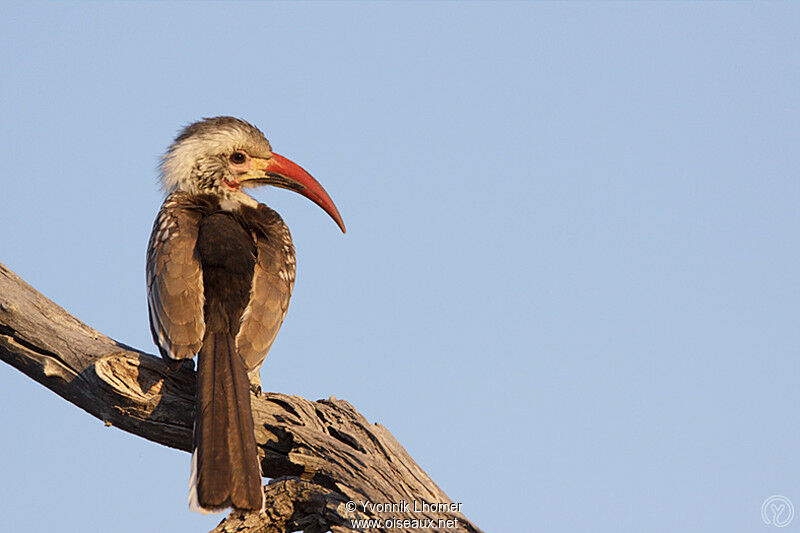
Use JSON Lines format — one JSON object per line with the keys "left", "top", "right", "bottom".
{"left": 190, "top": 331, "right": 263, "bottom": 512}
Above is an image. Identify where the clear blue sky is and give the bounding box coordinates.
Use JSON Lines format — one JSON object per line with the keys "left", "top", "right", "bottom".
{"left": 1, "top": 2, "right": 798, "bottom": 532}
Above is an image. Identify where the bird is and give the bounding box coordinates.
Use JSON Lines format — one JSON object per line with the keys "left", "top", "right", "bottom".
{"left": 146, "top": 117, "right": 344, "bottom": 513}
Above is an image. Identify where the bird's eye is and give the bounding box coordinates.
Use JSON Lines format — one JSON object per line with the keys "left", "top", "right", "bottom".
{"left": 229, "top": 151, "right": 247, "bottom": 164}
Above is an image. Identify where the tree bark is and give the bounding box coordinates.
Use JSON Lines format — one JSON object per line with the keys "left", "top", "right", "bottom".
{"left": 0, "top": 262, "right": 481, "bottom": 533}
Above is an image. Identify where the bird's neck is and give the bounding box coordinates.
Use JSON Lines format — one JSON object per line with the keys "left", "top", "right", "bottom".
{"left": 217, "top": 190, "right": 258, "bottom": 211}
{"left": 163, "top": 158, "right": 259, "bottom": 211}
{"left": 168, "top": 182, "right": 258, "bottom": 211}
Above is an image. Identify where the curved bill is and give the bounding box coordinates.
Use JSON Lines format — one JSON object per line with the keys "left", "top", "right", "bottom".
{"left": 248, "top": 152, "right": 346, "bottom": 233}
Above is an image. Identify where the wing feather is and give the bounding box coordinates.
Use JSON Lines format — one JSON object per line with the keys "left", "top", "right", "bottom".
{"left": 236, "top": 214, "right": 294, "bottom": 373}
{"left": 146, "top": 192, "right": 206, "bottom": 360}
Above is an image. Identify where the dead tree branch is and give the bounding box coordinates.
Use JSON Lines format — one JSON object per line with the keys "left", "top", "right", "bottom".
{"left": 0, "top": 262, "right": 481, "bottom": 533}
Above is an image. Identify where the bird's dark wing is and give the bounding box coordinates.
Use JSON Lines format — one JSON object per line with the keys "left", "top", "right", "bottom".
{"left": 146, "top": 191, "right": 206, "bottom": 360}
{"left": 236, "top": 207, "right": 295, "bottom": 374}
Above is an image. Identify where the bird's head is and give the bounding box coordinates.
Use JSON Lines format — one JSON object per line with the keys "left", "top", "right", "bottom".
{"left": 160, "top": 116, "right": 345, "bottom": 232}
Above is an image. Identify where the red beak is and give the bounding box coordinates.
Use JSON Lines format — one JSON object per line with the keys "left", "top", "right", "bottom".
{"left": 260, "top": 152, "right": 346, "bottom": 233}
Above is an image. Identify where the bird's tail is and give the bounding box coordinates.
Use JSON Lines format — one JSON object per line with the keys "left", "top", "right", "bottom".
{"left": 189, "top": 331, "right": 263, "bottom": 513}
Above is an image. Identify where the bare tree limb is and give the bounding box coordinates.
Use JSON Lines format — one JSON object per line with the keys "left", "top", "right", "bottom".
{"left": 0, "top": 262, "right": 481, "bottom": 533}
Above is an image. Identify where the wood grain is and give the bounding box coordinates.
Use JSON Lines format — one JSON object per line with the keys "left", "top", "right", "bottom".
{"left": 0, "top": 262, "right": 481, "bottom": 533}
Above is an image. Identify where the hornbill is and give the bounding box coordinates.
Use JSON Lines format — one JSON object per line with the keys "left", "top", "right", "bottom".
{"left": 146, "top": 117, "right": 344, "bottom": 513}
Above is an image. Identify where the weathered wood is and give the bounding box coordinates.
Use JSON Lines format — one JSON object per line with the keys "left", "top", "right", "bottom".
{"left": 0, "top": 262, "right": 481, "bottom": 533}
